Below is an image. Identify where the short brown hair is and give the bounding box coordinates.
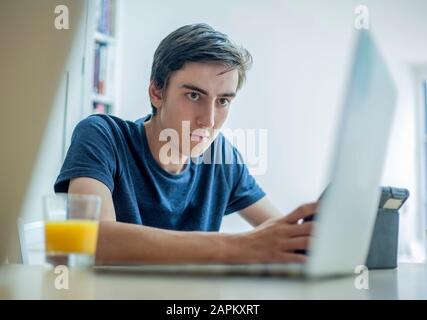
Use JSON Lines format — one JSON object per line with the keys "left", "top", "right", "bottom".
{"left": 150, "top": 23, "right": 253, "bottom": 115}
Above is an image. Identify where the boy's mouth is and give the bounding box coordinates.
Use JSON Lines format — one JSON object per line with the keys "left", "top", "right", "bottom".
{"left": 190, "top": 133, "right": 209, "bottom": 142}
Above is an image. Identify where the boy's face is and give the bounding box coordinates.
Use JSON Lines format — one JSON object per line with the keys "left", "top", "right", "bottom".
{"left": 152, "top": 62, "right": 239, "bottom": 157}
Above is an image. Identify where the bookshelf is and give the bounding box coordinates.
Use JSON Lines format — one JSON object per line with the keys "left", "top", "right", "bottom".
{"left": 91, "top": 0, "right": 117, "bottom": 115}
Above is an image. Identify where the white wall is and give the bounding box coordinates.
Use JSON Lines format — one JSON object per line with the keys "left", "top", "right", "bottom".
{"left": 115, "top": 0, "right": 427, "bottom": 261}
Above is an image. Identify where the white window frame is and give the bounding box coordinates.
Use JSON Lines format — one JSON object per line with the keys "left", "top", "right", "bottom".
{"left": 414, "top": 66, "right": 427, "bottom": 230}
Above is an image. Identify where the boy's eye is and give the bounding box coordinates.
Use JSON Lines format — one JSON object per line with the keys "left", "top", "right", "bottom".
{"left": 218, "top": 98, "right": 230, "bottom": 107}
{"left": 186, "top": 92, "right": 200, "bottom": 101}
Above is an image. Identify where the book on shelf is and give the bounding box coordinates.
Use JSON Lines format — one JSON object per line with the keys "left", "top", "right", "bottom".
{"left": 96, "top": 0, "right": 113, "bottom": 36}
{"left": 93, "top": 42, "right": 100, "bottom": 94}
{"left": 93, "top": 102, "right": 111, "bottom": 115}
{"left": 93, "top": 43, "right": 114, "bottom": 96}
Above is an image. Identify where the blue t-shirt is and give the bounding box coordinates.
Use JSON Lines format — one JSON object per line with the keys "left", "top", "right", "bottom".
{"left": 54, "top": 114, "right": 265, "bottom": 231}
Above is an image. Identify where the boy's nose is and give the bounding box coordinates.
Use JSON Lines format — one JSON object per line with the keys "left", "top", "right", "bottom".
{"left": 196, "top": 103, "right": 215, "bottom": 128}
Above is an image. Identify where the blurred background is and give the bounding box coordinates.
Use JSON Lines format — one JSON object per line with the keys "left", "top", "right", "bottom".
{"left": 8, "top": 0, "right": 427, "bottom": 263}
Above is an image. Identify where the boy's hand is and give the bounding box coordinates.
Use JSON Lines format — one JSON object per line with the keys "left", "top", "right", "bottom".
{"left": 235, "top": 202, "right": 318, "bottom": 263}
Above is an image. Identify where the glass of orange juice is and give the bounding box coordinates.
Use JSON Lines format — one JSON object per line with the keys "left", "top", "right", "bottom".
{"left": 43, "top": 193, "right": 101, "bottom": 267}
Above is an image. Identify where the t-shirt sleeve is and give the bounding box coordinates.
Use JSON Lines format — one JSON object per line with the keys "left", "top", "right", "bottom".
{"left": 224, "top": 147, "right": 266, "bottom": 215}
{"left": 54, "top": 115, "right": 118, "bottom": 193}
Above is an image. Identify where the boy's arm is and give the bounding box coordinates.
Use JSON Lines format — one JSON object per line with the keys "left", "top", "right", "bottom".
{"left": 69, "top": 177, "right": 316, "bottom": 264}
{"left": 238, "top": 197, "right": 284, "bottom": 227}
{"left": 96, "top": 220, "right": 238, "bottom": 264}
{"left": 69, "top": 177, "right": 239, "bottom": 264}
{"left": 69, "top": 177, "right": 116, "bottom": 221}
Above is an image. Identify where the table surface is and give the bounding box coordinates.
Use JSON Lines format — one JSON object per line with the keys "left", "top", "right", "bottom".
{"left": 1, "top": 263, "right": 426, "bottom": 299}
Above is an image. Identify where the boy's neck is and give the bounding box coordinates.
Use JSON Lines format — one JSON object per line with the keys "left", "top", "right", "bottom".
{"left": 143, "top": 115, "right": 188, "bottom": 174}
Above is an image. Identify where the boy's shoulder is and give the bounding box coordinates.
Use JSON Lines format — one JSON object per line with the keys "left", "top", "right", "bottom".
{"left": 77, "top": 114, "right": 125, "bottom": 129}
{"left": 75, "top": 114, "right": 140, "bottom": 136}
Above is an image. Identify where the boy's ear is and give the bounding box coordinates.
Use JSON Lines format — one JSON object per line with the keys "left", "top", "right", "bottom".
{"left": 149, "top": 81, "right": 163, "bottom": 111}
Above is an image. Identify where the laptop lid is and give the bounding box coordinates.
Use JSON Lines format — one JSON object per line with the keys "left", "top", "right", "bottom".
{"left": 306, "top": 30, "right": 397, "bottom": 277}
{"left": 0, "top": 0, "right": 86, "bottom": 264}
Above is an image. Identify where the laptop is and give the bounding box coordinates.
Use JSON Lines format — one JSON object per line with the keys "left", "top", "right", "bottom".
{"left": 0, "top": 1, "right": 87, "bottom": 265}
{"left": 95, "top": 30, "right": 397, "bottom": 278}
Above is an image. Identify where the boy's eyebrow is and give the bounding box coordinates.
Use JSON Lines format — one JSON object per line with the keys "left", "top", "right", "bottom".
{"left": 180, "top": 84, "right": 236, "bottom": 98}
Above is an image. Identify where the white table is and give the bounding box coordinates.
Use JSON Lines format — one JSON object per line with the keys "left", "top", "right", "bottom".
{"left": 1, "top": 263, "right": 426, "bottom": 299}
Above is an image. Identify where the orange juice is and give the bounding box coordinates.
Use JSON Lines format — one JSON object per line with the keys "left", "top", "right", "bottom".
{"left": 45, "top": 220, "right": 99, "bottom": 255}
